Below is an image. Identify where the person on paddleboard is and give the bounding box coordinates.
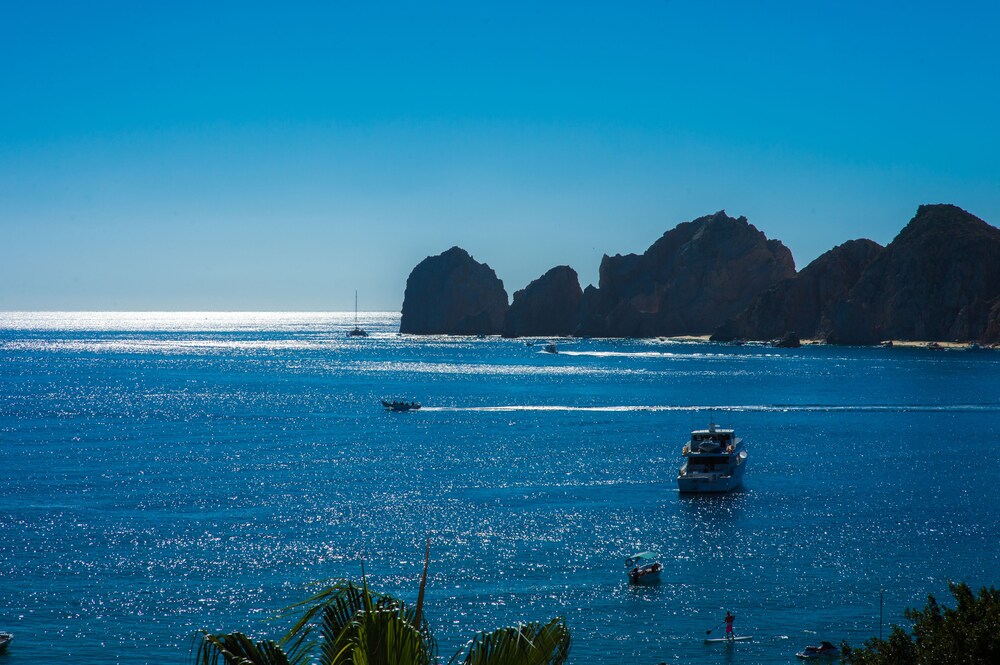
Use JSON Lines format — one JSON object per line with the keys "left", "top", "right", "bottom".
{"left": 724, "top": 611, "right": 735, "bottom": 640}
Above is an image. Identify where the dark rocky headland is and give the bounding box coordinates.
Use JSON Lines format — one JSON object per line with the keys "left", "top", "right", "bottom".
{"left": 399, "top": 246, "right": 508, "bottom": 335}
{"left": 399, "top": 204, "right": 1000, "bottom": 345}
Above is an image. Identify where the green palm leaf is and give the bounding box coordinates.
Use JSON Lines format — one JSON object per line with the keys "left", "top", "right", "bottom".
{"left": 194, "top": 566, "right": 569, "bottom": 665}
{"left": 448, "top": 617, "right": 571, "bottom": 665}
{"left": 342, "top": 608, "right": 431, "bottom": 665}
{"left": 277, "top": 580, "right": 436, "bottom": 665}
{"left": 195, "top": 631, "right": 299, "bottom": 665}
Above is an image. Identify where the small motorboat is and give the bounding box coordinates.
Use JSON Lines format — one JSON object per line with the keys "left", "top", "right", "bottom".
{"left": 381, "top": 400, "right": 421, "bottom": 412}
{"left": 0, "top": 631, "right": 12, "bottom": 652}
{"left": 625, "top": 551, "right": 662, "bottom": 584}
{"left": 796, "top": 641, "right": 840, "bottom": 659}
{"left": 543, "top": 343, "right": 558, "bottom": 354}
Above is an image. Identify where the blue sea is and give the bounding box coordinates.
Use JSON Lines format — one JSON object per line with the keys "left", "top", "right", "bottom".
{"left": 1, "top": 312, "right": 998, "bottom": 664}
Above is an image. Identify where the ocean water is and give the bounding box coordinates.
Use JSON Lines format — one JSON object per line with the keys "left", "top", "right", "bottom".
{"left": 1, "top": 312, "right": 998, "bottom": 664}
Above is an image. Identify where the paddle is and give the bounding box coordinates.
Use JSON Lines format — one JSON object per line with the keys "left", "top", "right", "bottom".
{"left": 706, "top": 621, "right": 724, "bottom": 635}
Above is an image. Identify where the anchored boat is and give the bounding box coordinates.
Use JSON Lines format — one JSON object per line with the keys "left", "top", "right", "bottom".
{"left": 796, "top": 641, "right": 840, "bottom": 659}
{"left": 677, "top": 421, "right": 747, "bottom": 493}
{"left": 624, "top": 551, "right": 662, "bottom": 584}
{"left": 347, "top": 291, "right": 368, "bottom": 337}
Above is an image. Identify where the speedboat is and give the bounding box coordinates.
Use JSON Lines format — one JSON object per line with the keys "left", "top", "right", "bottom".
{"left": 543, "top": 343, "right": 558, "bottom": 354}
{"left": 677, "top": 421, "right": 747, "bottom": 493}
{"left": 381, "top": 400, "right": 421, "bottom": 412}
{"left": 796, "top": 641, "right": 840, "bottom": 659}
{"left": 0, "top": 631, "right": 12, "bottom": 652}
{"left": 624, "top": 551, "right": 662, "bottom": 584}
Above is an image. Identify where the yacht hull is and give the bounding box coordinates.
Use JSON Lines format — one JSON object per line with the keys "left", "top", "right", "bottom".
{"left": 677, "top": 458, "right": 746, "bottom": 493}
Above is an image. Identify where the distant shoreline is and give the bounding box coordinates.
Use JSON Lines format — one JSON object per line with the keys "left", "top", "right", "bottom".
{"left": 0, "top": 312, "right": 995, "bottom": 349}
{"left": 657, "top": 335, "right": 992, "bottom": 349}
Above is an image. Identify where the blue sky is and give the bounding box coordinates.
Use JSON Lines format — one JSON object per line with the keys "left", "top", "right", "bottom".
{"left": 2, "top": 1, "right": 998, "bottom": 310}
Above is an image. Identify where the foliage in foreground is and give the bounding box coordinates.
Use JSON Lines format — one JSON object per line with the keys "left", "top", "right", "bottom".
{"left": 841, "top": 581, "right": 1000, "bottom": 665}
{"left": 194, "top": 561, "right": 570, "bottom": 665}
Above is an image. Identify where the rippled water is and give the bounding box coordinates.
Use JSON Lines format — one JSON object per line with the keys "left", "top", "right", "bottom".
{"left": 1, "top": 312, "right": 998, "bottom": 663}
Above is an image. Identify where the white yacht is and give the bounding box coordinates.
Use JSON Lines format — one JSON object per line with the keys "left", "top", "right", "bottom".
{"left": 677, "top": 421, "right": 747, "bottom": 493}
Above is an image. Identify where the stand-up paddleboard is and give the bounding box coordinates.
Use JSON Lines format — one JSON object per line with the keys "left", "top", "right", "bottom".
{"left": 704, "top": 636, "right": 753, "bottom": 643}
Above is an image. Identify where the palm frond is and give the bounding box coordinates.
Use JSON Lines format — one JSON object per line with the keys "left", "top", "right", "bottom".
{"left": 345, "top": 608, "right": 432, "bottom": 665}
{"left": 279, "top": 580, "right": 369, "bottom": 640}
{"left": 413, "top": 536, "right": 431, "bottom": 631}
{"left": 195, "top": 631, "right": 295, "bottom": 665}
{"left": 449, "top": 617, "right": 571, "bottom": 665}
{"left": 276, "top": 580, "right": 436, "bottom": 665}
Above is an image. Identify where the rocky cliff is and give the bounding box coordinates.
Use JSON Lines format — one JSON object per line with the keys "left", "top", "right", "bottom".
{"left": 503, "top": 265, "right": 583, "bottom": 337}
{"left": 712, "top": 239, "right": 884, "bottom": 341}
{"left": 399, "top": 247, "right": 509, "bottom": 335}
{"left": 397, "top": 204, "right": 1000, "bottom": 343}
{"left": 575, "top": 211, "right": 796, "bottom": 337}
{"left": 982, "top": 298, "right": 1000, "bottom": 344}
{"left": 827, "top": 204, "right": 1000, "bottom": 344}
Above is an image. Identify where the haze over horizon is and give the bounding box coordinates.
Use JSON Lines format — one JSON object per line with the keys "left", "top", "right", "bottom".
{"left": 3, "top": 1, "right": 999, "bottom": 311}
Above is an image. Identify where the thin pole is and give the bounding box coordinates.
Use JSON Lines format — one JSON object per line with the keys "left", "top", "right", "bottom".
{"left": 879, "top": 588, "right": 884, "bottom": 641}
{"left": 355, "top": 290, "right": 358, "bottom": 326}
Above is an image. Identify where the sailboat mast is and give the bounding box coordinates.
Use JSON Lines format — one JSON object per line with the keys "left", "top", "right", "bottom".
{"left": 355, "top": 290, "right": 358, "bottom": 326}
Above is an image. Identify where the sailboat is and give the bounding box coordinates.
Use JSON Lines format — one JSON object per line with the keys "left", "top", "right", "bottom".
{"left": 348, "top": 291, "right": 368, "bottom": 337}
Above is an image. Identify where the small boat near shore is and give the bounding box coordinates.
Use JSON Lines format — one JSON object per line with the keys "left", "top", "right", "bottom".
{"left": 624, "top": 551, "right": 662, "bottom": 584}
{"left": 796, "top": 641, "right": 840, "bottom": 659}
{"left": 677, "top": 421, "right": 747, "bottom": 493}
{"left": 0, "top": 631, "right": 12, "bottom": 652}
{"left": 381, "top": 399, "right": 421, "bottom": 412}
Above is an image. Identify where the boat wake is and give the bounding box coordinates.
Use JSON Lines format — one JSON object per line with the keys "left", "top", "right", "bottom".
{"left": 554, "top": 350, "right": 778, "bottom": 360}
{"left": 421, "top": 403, "right": 1000, "bottom": 413}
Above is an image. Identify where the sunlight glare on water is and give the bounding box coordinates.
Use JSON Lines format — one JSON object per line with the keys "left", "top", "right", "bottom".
{"left": 1, "top": 312, "right": 998, "bottom": 663}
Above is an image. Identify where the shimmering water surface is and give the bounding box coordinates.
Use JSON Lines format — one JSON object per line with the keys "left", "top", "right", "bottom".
{"left": 1, "top": 312, "right": 998, "bottom": 663}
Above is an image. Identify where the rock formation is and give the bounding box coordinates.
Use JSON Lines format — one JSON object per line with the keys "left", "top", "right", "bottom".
{"left": 772, "top": 331, "right": 802, "bottom": 348}
{"left": 574, "top": 211, "right": 795, "bottom": 337}
{"left": 503, "top": 266, "right": 583, "bottom": 337}
{"left": 982, "top": 298, "right": 1000, "bottom": 344}
{"left": 397, "top": 204, "right": 1000, "bottom": 343}
{"left": 827, "top": 204, "right": 1000, "bottom": 345}
{"left": 399, "top": 247, "right": 508, "bottom": 335}
{"left": 712, "top": 239, "right": 883, "bottom": 341}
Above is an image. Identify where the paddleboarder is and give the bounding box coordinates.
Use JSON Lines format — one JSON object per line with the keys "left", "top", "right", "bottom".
{"left": 724, "top": 611, "right": 735, "bottom": 640}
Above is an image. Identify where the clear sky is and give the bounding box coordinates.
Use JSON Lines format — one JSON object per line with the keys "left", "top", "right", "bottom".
{"left": 2, "top": 1, "right": 998, "bottom": 311}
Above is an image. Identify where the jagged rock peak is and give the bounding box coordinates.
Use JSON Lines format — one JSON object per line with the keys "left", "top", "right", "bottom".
{"left": 399, "top": 246, "right": 509, "bottom": 335}
{"left": 503, "top": 265, "right": 583, "bottom": 338}
{"left": 827, "top": 204, "right": 1000, "bottom": 345}
{"left": 901, "top": 203, "right": 993, "bottom": 237}
{"left": 711, "top": 237, "right": 883, "bottom": 342}
{"left": 578, "top": 210, "right": 795, "bottom": 337}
